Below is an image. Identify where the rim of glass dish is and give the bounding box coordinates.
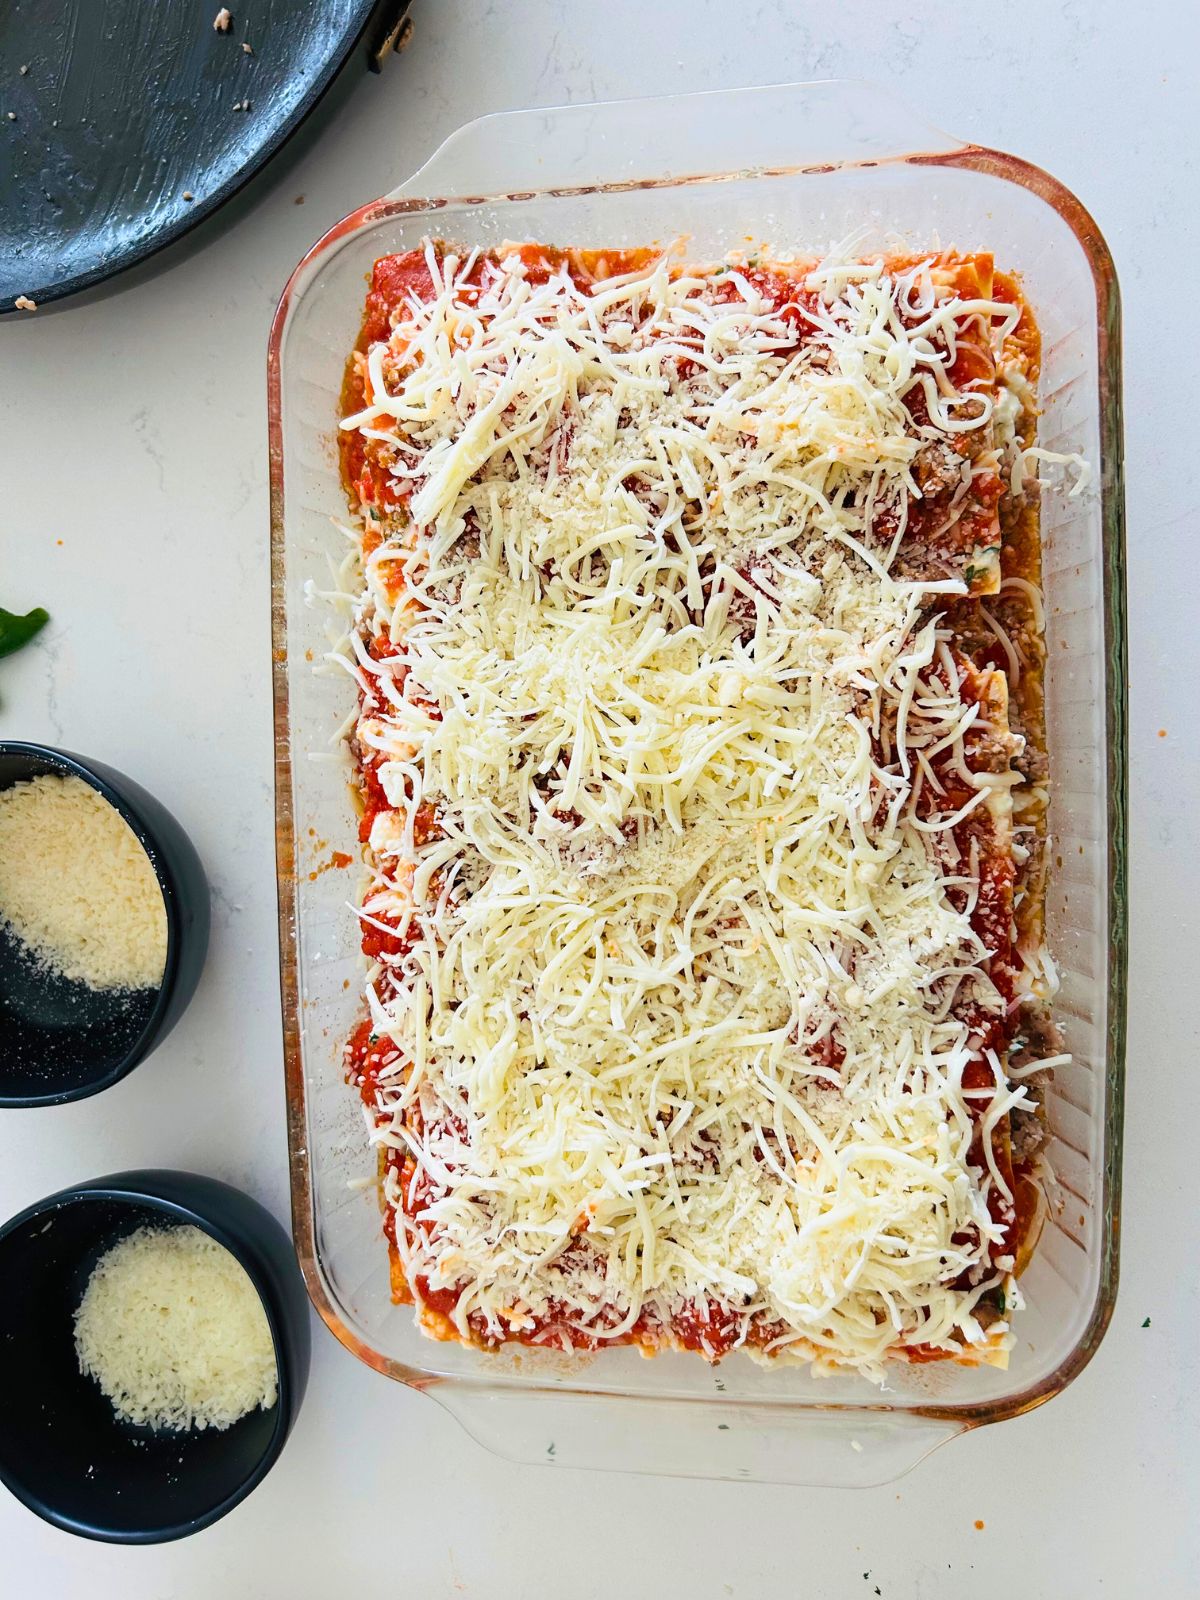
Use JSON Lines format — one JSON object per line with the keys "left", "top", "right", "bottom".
{"left": 268, "top": 109, "right": 1127, "bottom": 1430}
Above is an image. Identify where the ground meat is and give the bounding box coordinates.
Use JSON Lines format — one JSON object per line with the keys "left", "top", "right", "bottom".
{"left": 913, "top": 439, "right": 968, "bottom": 497}
{"left": 1009, "top": 1007, "right": 1063, "bottom": 1075}
{"left": 1007, "top": 1013, "right": 1057, "bottom": 1165}
{"left": 1010, "top": 1104, "right": 1048, "bottom": 1162}
{"left": 1015, "top": 742, "right": 1049, "bottom": 784}
{"left": 933, "top": 605, "right": 994, "bottom": 663}
{"left": 891, "top": 543, "right": 958, "bottom": 585}
{"left": 965, "top": 722, "right": 1025, "bottom": 774}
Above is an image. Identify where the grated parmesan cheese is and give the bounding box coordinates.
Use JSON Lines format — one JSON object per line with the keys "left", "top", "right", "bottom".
{"left": 74, "top": 1225, "right": 277, "bottom": 1432}
{"left": 0, "top": 774, "right": 167, "bottom": 990}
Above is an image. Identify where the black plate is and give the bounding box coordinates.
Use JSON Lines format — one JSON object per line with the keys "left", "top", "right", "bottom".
{"left": 1, "top": 0, "right": 410, "bottom": 313}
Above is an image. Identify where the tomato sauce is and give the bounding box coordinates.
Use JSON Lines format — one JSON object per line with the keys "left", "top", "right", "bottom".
{"left": 359, "top": 912, "right": 417, "bottom": 963}
{"left": 345, "top": 1020, "right": 403, "bottom": 1108}
{"left": 903, "top": 1342, "right": 957, "bottom": 1365}
{"left": 670, "top": 1299, "right": 745, "bottom": 1360}
{"left": 744, "top": 264, "right": 824, "bottom": 351}
{"left": 360, "top": 248, "right": 439, "bottom": 349}
{"left": 411, "top": 1274, "right": 463, "bottom": 1321}
{"left": 356, "top": 756, "right": 390, "bottom": 844}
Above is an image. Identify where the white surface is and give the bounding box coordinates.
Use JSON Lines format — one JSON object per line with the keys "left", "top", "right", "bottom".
{"left": 0, "top": 2, "right": 1194, "bottom": 1593}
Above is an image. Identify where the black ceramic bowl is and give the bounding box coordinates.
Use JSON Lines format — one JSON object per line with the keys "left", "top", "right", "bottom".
{"left": 0, "top": 1170, "right": 312, "bottom": 1542}
{"left": 0, "top": 743, "right": 210, "bottom": 1106}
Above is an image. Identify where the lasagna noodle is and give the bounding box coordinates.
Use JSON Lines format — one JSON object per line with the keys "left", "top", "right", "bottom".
{"left": 336, "top": 242, "right": 1060, "bottom": 1376}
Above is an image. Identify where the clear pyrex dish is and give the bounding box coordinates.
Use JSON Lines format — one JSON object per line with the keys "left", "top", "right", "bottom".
{"left": 269, "top": 80, "right": 1126, "bottom": 1486}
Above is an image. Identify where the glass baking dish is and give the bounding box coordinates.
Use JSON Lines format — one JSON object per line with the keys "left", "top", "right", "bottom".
{"left": 269, "top": 80, "right": 1126, "bottom": 1486}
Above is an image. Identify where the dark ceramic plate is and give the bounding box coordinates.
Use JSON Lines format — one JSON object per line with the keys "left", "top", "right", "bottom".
{"left": 0, "top": 0, "right": 411, "bottom": 313}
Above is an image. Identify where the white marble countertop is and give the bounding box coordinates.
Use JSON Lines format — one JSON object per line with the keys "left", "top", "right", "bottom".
{"left": 1, "top": 2, "right": 1195, "bottom": 1593}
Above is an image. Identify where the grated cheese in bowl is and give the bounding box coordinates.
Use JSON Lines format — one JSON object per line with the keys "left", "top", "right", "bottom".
{"left": 0, "top": 773, "right": 167, "bottom": 991}
{"left": 73, "top": 1225, "right": 278, "bottom": 1432}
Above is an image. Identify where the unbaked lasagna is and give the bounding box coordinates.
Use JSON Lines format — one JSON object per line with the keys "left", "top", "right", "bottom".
{"left": 333, "top": 241, "right": 1077, "bottom": 1377}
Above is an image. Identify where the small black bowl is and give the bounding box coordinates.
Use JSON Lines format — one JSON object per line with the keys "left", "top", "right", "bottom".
{"left": 0, "top": 1170, "right": 312, "bottom": 1542}
{"left": 0, "top": 743, "right": 210, "bottom": 1106}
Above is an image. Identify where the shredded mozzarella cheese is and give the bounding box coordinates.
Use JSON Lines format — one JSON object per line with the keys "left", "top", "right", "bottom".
{"left": 333, "top": 242, "right": 1071, "bottom": 1378}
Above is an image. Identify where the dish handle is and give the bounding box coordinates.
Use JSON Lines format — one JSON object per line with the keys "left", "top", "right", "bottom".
{"left": 429, "top": 1383, "right": 964, "bottom": 1488}
{"left": 386, "top": 80, "right": 964, "bottom": 204}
